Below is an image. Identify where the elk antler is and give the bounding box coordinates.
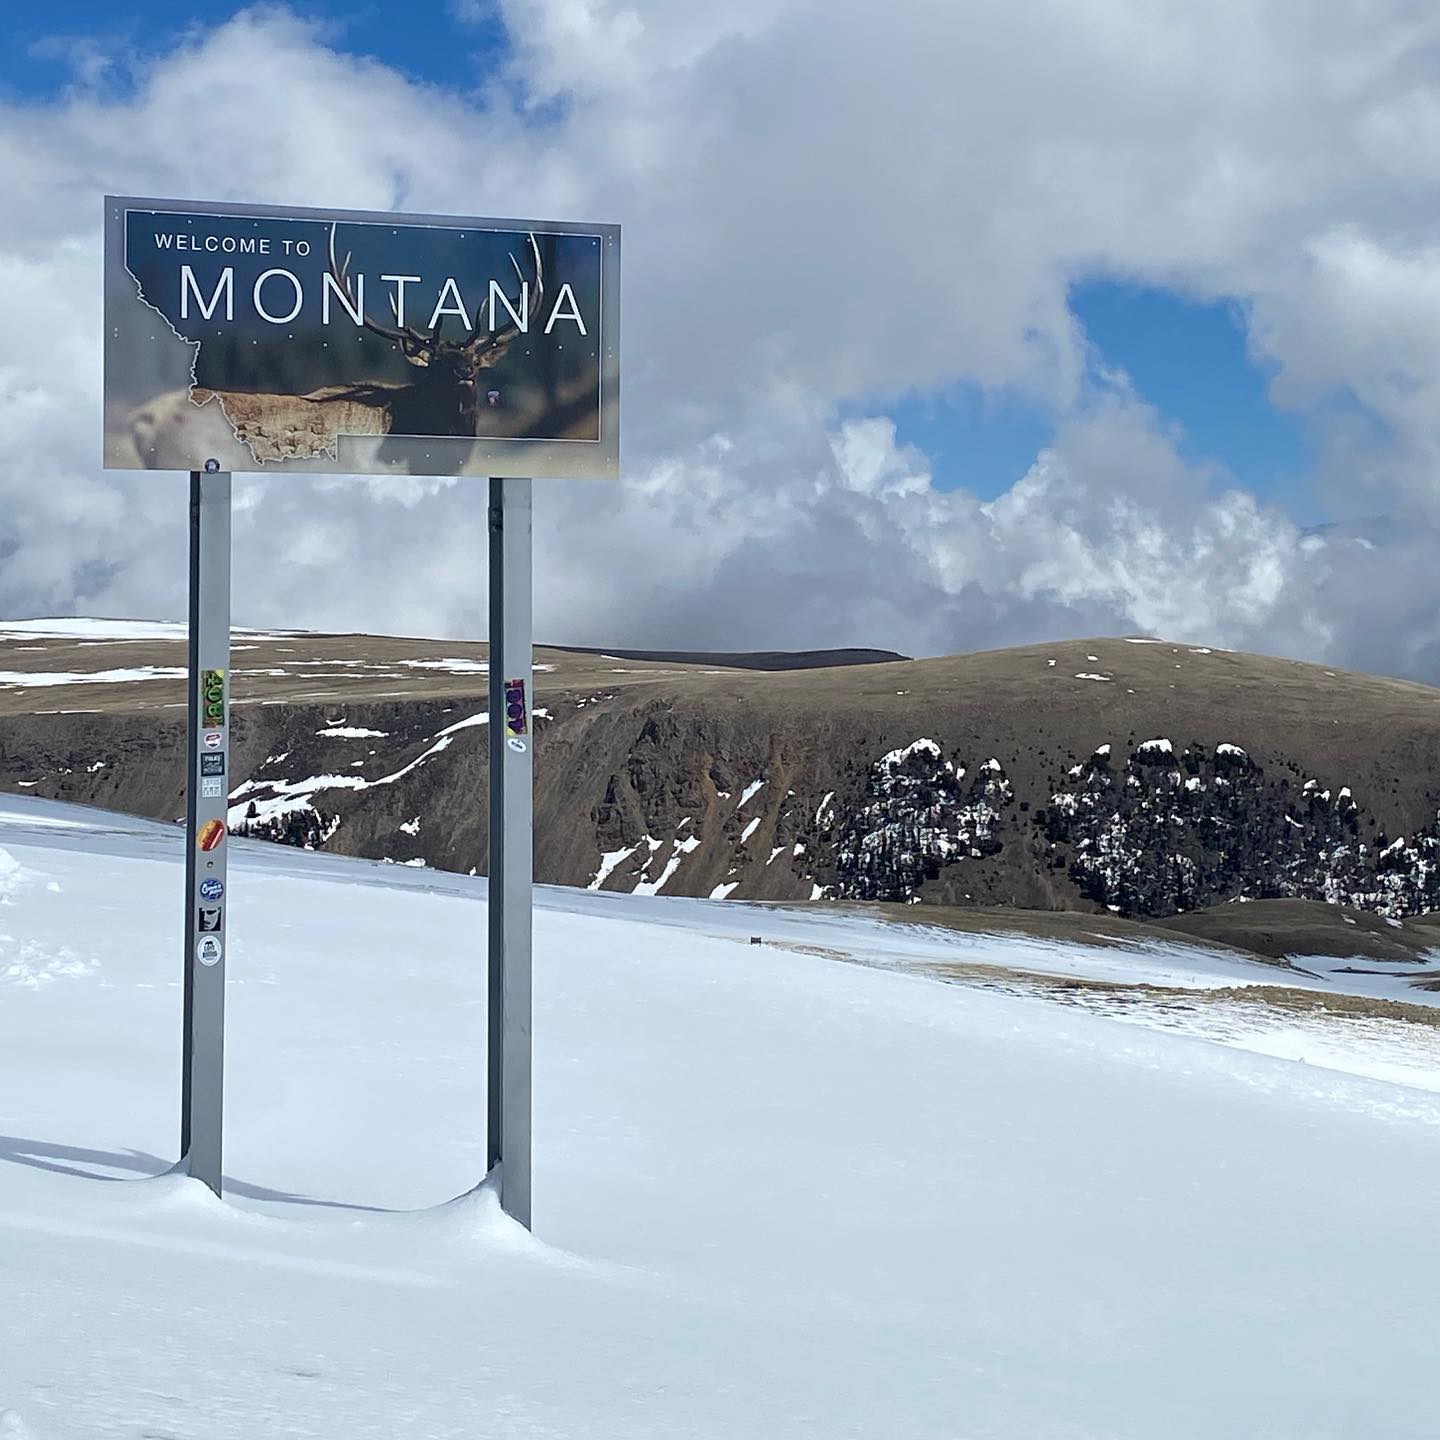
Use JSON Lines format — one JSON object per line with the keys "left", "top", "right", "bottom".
{"left": 327, "top": 223, "right": 439, "bottom": 363}
{"left": 327, "top": 223, "right": 544, "bottom": 369}
{"left": 460, "top": 233, "right": 545, "bottom": 367}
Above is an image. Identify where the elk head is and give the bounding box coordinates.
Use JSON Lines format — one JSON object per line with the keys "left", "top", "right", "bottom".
{"left": 326, "top": 223, "right": 544, "bottom": 437}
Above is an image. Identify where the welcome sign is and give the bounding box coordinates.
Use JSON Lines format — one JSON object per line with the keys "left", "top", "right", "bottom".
{"left": 104, "top": 196, "right": 620, "bottom": 479}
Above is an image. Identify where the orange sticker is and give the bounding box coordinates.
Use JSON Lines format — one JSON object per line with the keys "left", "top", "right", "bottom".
{"left": 197, "top": 819, "right": 226, "bottom": 852}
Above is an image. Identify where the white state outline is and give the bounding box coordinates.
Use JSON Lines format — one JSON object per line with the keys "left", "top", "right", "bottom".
{"left": 121, "top": 204, "right": 608, "bottom": 462}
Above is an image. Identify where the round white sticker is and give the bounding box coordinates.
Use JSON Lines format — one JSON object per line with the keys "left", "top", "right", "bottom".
{"left": 507, "top": 737, "right": 527, "bottom": 753}
{"left": 197, "top": 935, "right": 223, "bottom": 967}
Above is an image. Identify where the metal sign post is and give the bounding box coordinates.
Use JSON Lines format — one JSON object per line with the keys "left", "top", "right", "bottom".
{"left": 181, "top": 465, "right": 232, "bottom": 1196}
{"left": 104, "top": 196, "right": 617, "bottom": 1229}
{"left": 488, "top": 477, "right": 534, "bottom": 1227}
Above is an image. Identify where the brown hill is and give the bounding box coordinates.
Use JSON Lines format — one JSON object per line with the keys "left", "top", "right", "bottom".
{"left": 3, "top": 626, "right": 1440, "bottom": 946}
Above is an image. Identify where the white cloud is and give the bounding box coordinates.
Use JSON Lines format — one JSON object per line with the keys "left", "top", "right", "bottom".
{"left": 3, "top": 4, "right": 1440, "bottom": 675}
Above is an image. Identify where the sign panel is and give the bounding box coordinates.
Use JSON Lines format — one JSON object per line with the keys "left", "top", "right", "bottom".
{"left": 104, "top": 196, "right": 620, "bottom": 479}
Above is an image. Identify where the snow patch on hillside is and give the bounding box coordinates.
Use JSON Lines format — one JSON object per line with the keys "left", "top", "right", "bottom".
{"left": 0, "top": 620, "right": 299, "bottom": 642}
{"left": 589, "top": 844, "right": 637, "bottom": 891}
{"left": 397, "top": 658, "right": 490, "bottom": 675}
{"left": 436, "top": 711, "right": 489, "bottom": 737}
{"left": 633, "top": 834, "right": 702, "bottom": 896}
{"left": 0, "top": 666, "right": 187, "bottom": 688}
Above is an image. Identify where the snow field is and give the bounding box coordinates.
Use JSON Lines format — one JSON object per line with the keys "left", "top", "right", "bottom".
{"left": 1, "top": 797, "right": 1440, "bottom": 1436}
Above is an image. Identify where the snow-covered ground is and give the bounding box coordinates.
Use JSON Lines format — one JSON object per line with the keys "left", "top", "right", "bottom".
{"left": 0, "top": 619, "right": 296, "bottom": 642}
{"left": 4, "top": 795, "right": 1440, "bottom": 1438}
{"left": 0, "top": 622, "right": 550, "bottom": 698}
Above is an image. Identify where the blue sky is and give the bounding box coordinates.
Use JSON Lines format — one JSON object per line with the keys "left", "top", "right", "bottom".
{"left": 886, "top": 284, "right": 1315, "bottom": 512}
{"left": 3, "top": 1, "right": 507, "bottom": 98}
{"left": 4, "top": 1, "right": 1323, "bottom": 521}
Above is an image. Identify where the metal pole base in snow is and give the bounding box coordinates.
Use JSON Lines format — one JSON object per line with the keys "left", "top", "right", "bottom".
{"left": 181, "top": 466, "right": 231, "bottom": 1196}
{"left": 487, "top": 477, "right": 534, "bottom": 1229}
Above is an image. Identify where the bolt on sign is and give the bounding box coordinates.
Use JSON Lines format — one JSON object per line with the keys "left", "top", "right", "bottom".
{"left": 104, "top": 196, "right": 621, "bottom": 481}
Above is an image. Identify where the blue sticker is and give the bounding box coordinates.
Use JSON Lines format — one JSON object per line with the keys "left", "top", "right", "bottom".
{"left": 199, "top": 877, "right": 224, "bottom": 901}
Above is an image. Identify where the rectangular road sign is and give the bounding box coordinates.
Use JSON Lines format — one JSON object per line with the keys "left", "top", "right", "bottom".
{"left": 104, "top": 196, "right": 620, "bottom": 480}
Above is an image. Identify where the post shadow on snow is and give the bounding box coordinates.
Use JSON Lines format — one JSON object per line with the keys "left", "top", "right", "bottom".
{"left": 0, "top": 1135, "right": 394, "bottom": 1213}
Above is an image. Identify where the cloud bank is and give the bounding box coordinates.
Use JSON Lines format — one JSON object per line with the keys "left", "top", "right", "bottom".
{"left": 4, "top": 2, "right": 1440, "bottom": 676}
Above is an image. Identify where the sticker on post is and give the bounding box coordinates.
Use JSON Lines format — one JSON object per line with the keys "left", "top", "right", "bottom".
{"left": 200, "top": 777, "right": 224, "bottom": 799}
{"left": 197, "top": 935, "right": 222, "bottom": 967}
{"left": 201, "top": 753, "right": 225, "bottom": 777}
{"left": 197, "top": 818, "right": 226, "bottom": 852}
{"left": 507, "top": 737, "right": 527, "bottom": 753}
{"left": 201, "top": 669, "right": 226, "bottom": 728}
{"left": 199, "top": 877, "right": 224, "bottom": 901}
{"left": 198, "top": 906, "right": 223, "bottom": 933}
{"left": 203, "top": 731, "right": 223, "bottom": 750}
{"left": 504, "top": 677, "right": 528, "bottom": 736}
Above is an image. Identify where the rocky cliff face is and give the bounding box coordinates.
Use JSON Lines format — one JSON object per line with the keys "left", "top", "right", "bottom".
{"left": 5, "top": 624, "right": 1440, "bottom": 922}
{"left": 813, "top": 732, "right": 1440, "bottom": 918}
{"left": 831, "top": 741, "right": 1014, "bottom": 901}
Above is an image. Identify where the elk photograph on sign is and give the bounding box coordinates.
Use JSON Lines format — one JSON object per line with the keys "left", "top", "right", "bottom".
{"left": 104, "top": 196, "right": 620, "bottom": 479}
